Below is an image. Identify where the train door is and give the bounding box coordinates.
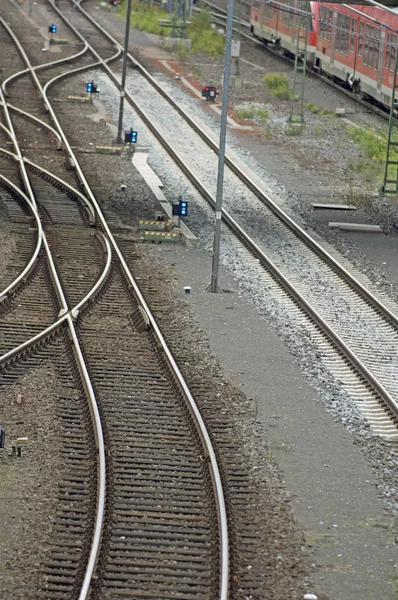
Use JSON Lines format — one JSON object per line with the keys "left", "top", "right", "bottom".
{"left": 330, "top": 9, "right": 337, "bottom": 68}
{"left": 378, "top": 29, "right": 386, "bottom": 94}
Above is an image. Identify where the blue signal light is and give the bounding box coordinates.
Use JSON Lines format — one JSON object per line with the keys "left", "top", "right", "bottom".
{"left": 49, "top": 24, "right": 57, "bottom": 34}
{"left": 86, "top": 81, "right": 94, "bottom": 93}
{"left": 125, "top": 130, "right": 137, "bottom": 144}
{"left": 179, "top": 200, "right": 188, "bottom": 217}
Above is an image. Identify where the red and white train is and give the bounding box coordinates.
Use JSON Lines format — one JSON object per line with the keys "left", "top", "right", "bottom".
{"left": 250, "top": 1, "right": 398, "bottom": 108}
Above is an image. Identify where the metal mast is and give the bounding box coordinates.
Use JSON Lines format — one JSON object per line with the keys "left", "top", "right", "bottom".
{"left": 381, "top": 50, "right": 398, "bottom": 193}
{"left": 288, "top": 0, "right": 310, "bottom": 124}
{"left": 170, "top": 0, "right": 188, "bottom": 38}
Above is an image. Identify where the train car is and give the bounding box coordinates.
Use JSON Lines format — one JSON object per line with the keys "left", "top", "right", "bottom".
{"left": 250, "top": 0, "right": 320, "bottom": 65}
{"left": 250, "top": 1, "right": 398, "bottom": 110}
{"left": 315, "top": 3, "right": 398, "bottom": 108}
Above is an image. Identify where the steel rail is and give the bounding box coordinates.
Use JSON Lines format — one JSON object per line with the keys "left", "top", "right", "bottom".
{"left": 72, "top": 1, "right": 398, "bottom": 422}
{"left": 0, "top": 101, "right": 63, "bottom": 147}
{"left": 1, "top": 43, "right": 89, "bottom": 96}
{"left": 42, "top": 2, "right": 230, "bottom": 597}
{"left": 0, "top": 17, "right": 108, "bottom": 600}
{"left": 0, "top": 122, "right": 13, "bottom": 139}
{"left": 0, "top": 147, "right": 96, "bottom": 225}
{"left": 0, "top": 230, "right": 112, "bottom": 364}
{"left": 23, "top": 156, "right": 96, "bottom": 224}
{"left": 0, "top": 174, "right": 43, "bottom": 298}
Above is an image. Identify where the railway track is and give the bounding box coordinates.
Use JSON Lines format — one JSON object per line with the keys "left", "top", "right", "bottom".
{"left": 1, "top": 0, "right": 397, "bottom": 594}
{"left": 0, "top": 2, "right": 230, "bottom": 598}
{"left": 67, "top": 0, "right": 398, "bottom": 442}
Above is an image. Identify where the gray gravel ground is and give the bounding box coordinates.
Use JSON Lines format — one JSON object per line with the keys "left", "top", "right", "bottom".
{"left": 0, "top": 364, "right": 62, "bottom": 600}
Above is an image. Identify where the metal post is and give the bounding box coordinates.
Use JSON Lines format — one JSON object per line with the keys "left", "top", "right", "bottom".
{"left": 209, "top": 0, "right": 235, "bottom": 293}
{"left": 289, "top": 1, "right": 309, "bottom": 125}
{"left": 381, "top": 47, "right": 398, "bottom": 193}
{"left": 116, "top": 0, "right": 133, "bottom": 144}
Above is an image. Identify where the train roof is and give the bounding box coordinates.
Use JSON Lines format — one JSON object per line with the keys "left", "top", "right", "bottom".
{"left": 321, "top": 3, "right": 398, "bottom": 28}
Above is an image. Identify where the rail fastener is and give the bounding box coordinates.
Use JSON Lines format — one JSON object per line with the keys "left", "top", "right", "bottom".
{"left": 141, "top": 230, "right": 181, "bottom": 243}
{"left": 138, "top": 219, "right": 174, "bottom": 232}
{"left": 95, "top": 145, "right": 123, "bottom": 155}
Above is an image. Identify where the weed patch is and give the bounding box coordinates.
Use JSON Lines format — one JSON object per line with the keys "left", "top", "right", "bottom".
{"left": 263, "top": 73, "right": 292, "bottom": 100}
{"left": 187, "top": 10, "right": 224, "bottom": 57}
{"left": 235, "top": 103, "right": 269, "bottom": 121}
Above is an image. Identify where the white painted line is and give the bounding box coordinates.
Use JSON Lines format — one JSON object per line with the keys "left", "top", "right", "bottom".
{"left": 312, "top": 203, "right": 357, "bottom": 210}
{"left": 329, "top": 222, "right": 382, "bottom": 232}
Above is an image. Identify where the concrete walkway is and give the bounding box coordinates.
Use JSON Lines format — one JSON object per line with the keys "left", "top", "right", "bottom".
{"left": 159, "top": 244, "right": 397, "bottom": 600}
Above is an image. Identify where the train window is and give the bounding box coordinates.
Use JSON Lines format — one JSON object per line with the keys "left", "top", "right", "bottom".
{"left": 364, "top": 24, "right": 380, "bottom": 70}
{"left": 319, "top": 6, "right": 332, "bottom": 42}
{"left": 358, "top": 21, "right": 364, "bottom": 56}
{"left": 350, "top": 18, "right": 356, "bottom": 53}
{"left": 282, "top": 0, "right": 294, "bottom": 29}
{"left": 386, "top": 33, "right": 398, "bottom": 72}
{"left": 336, "top": 13, "right": 350, "bottom": 55}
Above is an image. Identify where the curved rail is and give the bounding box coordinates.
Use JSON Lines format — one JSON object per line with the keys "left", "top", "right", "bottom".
{"left": 0, "top": 101, "right": 63, "bottom": 147}
{"left": 1, "top": 33, "right": 89, "bottom": 97}
{"left": 0, "top": 230, "right": 112, "bottom": 364}
{"left": 0, "top": 15, "right": 108, "bottom": 599}
{"left": 0, "top": 147, "right": 96, "bottom": 224}
{"left": 42, "top": 2, "right": 230, "bottom": 597}
{"left": 0, "top": 175, "right": 43, "bottom": 298}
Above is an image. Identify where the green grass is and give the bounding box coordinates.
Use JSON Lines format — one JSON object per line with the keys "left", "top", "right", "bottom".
{"left": 284, "top": 123, "right": 305, "bottom": 136}
{"left": 235, "top": 103, "right": 269, "bottom": 121}
{"left": 121, "top": 1, "right": 225, "bottom": 56}
{"left": 349, "top": 126, "right": 388, "bottom": 162}
{"left": 262, "top": 73, "right": 292, "bottom": 100}
{"left": 348, "top": 125, "right": 395, "bottom": 184}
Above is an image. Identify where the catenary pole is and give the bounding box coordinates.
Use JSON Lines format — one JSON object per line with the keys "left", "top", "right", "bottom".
{"left": 116, "top": 0, "right": 132, "bottom": 144}
{"left": 209, "top": 0, "right": 235, "bottom": 293}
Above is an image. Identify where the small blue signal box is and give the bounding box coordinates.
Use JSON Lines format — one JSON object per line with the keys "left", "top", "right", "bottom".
{"left": 125, "top": 130, "right": 137, "bottom": 144}
{"left": 49, "top": 24, "right": 57, "bottom": 34}
{"left": 86, "top": 81, "right": 97, "bottom": 94}
{"left": 172, "top": 200, "right": 188, "bottom": 217}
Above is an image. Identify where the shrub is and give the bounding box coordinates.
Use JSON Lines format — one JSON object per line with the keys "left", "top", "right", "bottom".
{"left": 128, "top": 2, "right": 170, "bottom": 36}
{"left": 187, "top": 10, "right": 225, "bottom": 57}
{"left": 123, "top": 2, "right": 225, "bottom": 57}
{"left": 263, "top": 73, "right": 292, "bottom": 100}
